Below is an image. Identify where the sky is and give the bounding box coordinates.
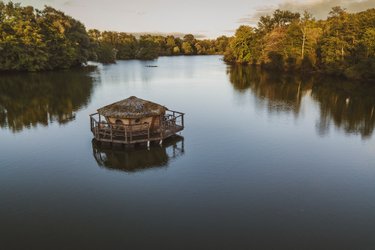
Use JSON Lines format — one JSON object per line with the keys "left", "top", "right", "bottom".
{"left": 15, "top": 0, "right": 375, "bottom": 38}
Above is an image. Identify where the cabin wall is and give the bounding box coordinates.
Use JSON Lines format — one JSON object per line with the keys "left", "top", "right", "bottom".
{"left": 106, "top": 116, "right": 161, "bottom": 130}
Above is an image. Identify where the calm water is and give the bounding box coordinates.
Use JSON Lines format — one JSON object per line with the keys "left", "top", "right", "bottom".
{"left": 1, "top": 56, "right": 375, "bottom": 249}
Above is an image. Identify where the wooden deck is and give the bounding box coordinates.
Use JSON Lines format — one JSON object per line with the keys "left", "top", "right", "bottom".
{"left": 90, "top": 110, "right": 184, "bottom": 145}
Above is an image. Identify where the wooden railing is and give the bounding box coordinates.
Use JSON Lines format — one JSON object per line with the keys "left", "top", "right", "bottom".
{"left": 162, "top": 110, "right": 184, "bottom": 130}
{"left": 90, "top": 114, "right": 150, "bottom": 144}
{"left": 90, "top": 110, "right": 184, "bottom": 144}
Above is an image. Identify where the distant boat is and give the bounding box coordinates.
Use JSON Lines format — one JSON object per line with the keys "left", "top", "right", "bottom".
{"left": 145, "top": 65, "right": 158, "bottom": 67}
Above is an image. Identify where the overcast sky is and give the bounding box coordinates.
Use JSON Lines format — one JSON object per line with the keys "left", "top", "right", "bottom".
{"left": 15, "top": 0, "right": 375, "bottom": 38}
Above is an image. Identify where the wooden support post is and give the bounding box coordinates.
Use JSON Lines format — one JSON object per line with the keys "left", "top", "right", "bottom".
{"left": 129, "top": 126, "right": 132, "bottom": 143}
{"left": 124, "top": 128, "right": 127, "bottom": 143}
{"left": 110, "top": 125, "right": 113, "bottom": 142}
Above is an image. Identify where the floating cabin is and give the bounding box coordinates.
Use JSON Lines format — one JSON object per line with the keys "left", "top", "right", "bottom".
{"left": 90, "top": 96, "right": 184, "bottom": 146}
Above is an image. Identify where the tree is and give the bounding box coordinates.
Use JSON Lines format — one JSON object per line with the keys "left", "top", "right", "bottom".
{"left": 136, "top": 35, "right": 159, "bottom": 60}
{"left": 215, "top": 36, "right": 230, "bottom": 54}
{"left": 166, "top": 35, "right": 177, "bottom": 55}
{"left": 0, "top": 2, "right": 48, "bottom": 71}
{"left": 173, "top": 46, "right": 180, "bottom": 54}
{"left": 225, "top": 6, "right": 374, "bottom": 80}
{"left": 272, "top": 9, "right": 300, "bottom": 27}
{"left": 39, "top": 6, "right": 91, "bottom": 69}
{"left": 182, "top": 42, "right": 194, "bottom": 55}
{"left": 362, "top": 28, "right": 375, "bottom": 58}
{"left": 0, "top": 2, "right": 91, "bottom": 71}
{"left": 226, "top": 25, "right": 258, "bottom": 63}
{"left": 182, "top": 34, "right": 196, "bottom": 54}
{"left": 300, "top": 11, "right": 313, "bottom": 59}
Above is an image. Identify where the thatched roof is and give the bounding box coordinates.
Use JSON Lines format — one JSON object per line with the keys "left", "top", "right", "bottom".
{"left": 97, "top": 96, "right": 167, "bottom": 119}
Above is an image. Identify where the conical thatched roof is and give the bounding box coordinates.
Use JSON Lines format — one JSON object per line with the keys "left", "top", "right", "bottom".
{"left": 97, "top": 96, "right": 167, "bottom": 119}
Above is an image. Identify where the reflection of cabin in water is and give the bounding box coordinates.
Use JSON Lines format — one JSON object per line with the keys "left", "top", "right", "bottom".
{"left": 90, "top": 96, "right": 184, "bottom": 146}
{"left": 92, "top": 136, "right": 184, "bottom": 172}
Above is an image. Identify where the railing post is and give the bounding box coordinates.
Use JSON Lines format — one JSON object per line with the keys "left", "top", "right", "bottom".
{"left": 125, "top": 127, "right": 127, "bottom": 143}
{"left": 95, "top": 124, "right": 99, "bottom": 139}
{"left": 148, "top": 126, "right": 150, "bottom": 140}
{"left": 110, "top": 124, "right": 113, "bottom": 142}
{"left": 129, "top": 126, "right": 132, "bottom": 143}
{"left": 160, "top": 121, "right": 164, "bottom": 139}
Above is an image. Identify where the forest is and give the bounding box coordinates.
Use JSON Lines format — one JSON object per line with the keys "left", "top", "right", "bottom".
{"left": 0, "top": 1, "right": 374, "bottom": 81}
{"left": 0, "top": 1, "right": 228, "bottom": 70}
{"left": 224, "top": 7, "right": 375, "bottom": 80}
{"left": 88, "top": 30, "right": 229, "bottom": 63}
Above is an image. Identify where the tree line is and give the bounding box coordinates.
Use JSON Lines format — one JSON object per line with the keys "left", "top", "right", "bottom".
{"left": 88, "top": 30, "right": 229, "bottom": 63}
{"left": 224, "top": 7, "right": 375, "bottom": 80}
{"left": 0, "top": 1, "right": 228, "bottom": 71}
{"left": 1, "top": 1, "right": 374, "bottom": 80}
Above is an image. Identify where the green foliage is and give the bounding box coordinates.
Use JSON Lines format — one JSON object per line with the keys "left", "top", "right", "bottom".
{"left": 88, "top": 30, "right": 230, "bottom": 62}
{"left": 96, "top": 44, "right": 117, "bottom": 63}
{"left": 225, "top": 7, "right": 375, "bottom": 80}
{"left": 1, "top": 2, "right": 229, "bottom": 70}
{"left": 362, "top": 28, "right": 375, "bottom": 57}
{"left": 5, "top": 1, "right": 373, "bottom": 80}
{"left": 165, "top": 35, "right": 176, "bottom": 55}
{"left": 181, "top": 42, "right": 193, "bottom": 55}
{"left": 136, "top": 35, "right": 159, "bottom": 60}
{"left": 0, "top": 1, "right": 91, "bottom": 71}
{"left": 181, "top": 34, "right": 196, "bottom": 54}
{"left": 173, "top": 46, "right": 180, "bottom": 54}
{"left": 227, "top": 26, "right": 259, "bottom": 63}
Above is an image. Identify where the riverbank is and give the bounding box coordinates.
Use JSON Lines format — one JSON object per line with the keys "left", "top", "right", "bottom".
{"left": 223, "top": 8, "right": 375, "bottom": 82}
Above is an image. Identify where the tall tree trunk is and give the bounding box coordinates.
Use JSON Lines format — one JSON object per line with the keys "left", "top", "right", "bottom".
{"left": 301, "top": 31, "right": 306, "bottom": 59}
{"left": 301, "top": 26, "right": 306, "bottom": 59}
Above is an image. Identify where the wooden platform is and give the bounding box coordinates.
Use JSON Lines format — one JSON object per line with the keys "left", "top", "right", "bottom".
{"left": 90, "top": 110, "right": 184, "bottom": 145}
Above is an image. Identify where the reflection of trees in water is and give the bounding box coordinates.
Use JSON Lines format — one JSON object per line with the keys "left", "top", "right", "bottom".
{"left": 227, "top": 65, "right": 312, "bottom": 115}
{"left": 227, "top": 65, "right": 375, "bottom": 138}
{"left": 92, "top": 136, "right": 185, "bottom": 173}
{"left": 311, "top": 80, "right": 375, "bottom": 139}
{"left": 0, "top": 68, "right": 95, "bottom": 133}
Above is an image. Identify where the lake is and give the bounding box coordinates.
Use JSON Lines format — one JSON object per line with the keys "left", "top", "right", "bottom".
{"left": 1, "top": 56, "right": 375, "bottom": 249}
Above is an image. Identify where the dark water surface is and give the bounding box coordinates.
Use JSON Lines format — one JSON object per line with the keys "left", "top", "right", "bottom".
{"left": 1, "top": 56, "right": 375, "bottom": 249}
